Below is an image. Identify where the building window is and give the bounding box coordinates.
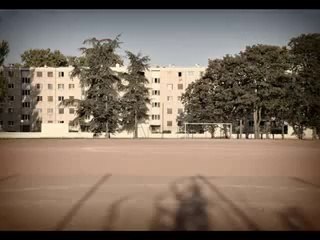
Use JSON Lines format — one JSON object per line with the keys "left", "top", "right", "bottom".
{"left": 167, "top": 84, "right": 173, "bottom": 90}
{"left": 36, "top": 83, "right": 42, "bottom": 89}
{"left": 178, "top": 72, "right": 182, "bottom": 77}
{"left": 138, "top": 71, "right": 145, "bottom": 76}
{"left": 37, "top": 96, "right": 43, "bottom": 102}
{"left": 85, "top": 115, "right": 90, "bottom": 120}
{"left": 69, "top": 84, "right": 75, "bottom": 89}
{"left": 22, "top": 90, "right": 30, "bottom": 95}
{"left": 69, "top": 108, "right": 75, "bottom": 114}
{"left": 8, "top": 83, "right": 14, "bottom": 88}
{"left": 48, "top": 96, "right": 53, "bottom": 102}
{"left": 167, "top": 108, "right": 172, "bottom": 114}
{"left": 21, "top": 115, "right": 30, "bottom": 120}
{"left": 151, "top": 114, "right": 160, "bottom": 120}
{"left": 8, "top": 121, "right": 14, "bottom": 126}
{"left": 0, "top": 108, "right": 2, "bottom": 113}
{"left": 48, "top": 84, "right": 53, "bottom": 90}
{"left": 47, "top": 108, "right": 53, "bottom": 114}
{"left": 152, "top": 90, "right": 160, "bottom": 95}
{"left": 150, "top": 125, "right": 160, "bottom": 133}
{"left": 59, "top": 108, "right": 64, "bottom": 114}
{"left": 178, "top": 84, "right": 183, "bottom": 90}
{"left": 58, "top": 84, "right": 64, "bottom": 89}
{"left": 36, "top": 72, "right": 42, "bottom": 77}
{"left": 167, "top": 121, "right": 173, "bottom": 127}
{"left": 178, "top": 108, "right": 183, "bottom": 114}
{"left": 177, "top": 96, "right": 182, "bottom": 101}
{"left": 8, "top": 108, "right": 14, "bottom": 113}
{"left": 8, "top": 71, "right": 14, "bottom": 77}
{"left": 22, "top": 78, "right": 30, "bottom": 83}
{"left": 153, "top": 78, "right": 160, "bottom": 83}
{"left": 8, "top": 96, "right": 14, "bottom": 101}
{"left": 152, "top": 102, "right": 160, "bottom": 108}
{"left": 0, "top": 120, "right": 3, "bottom": 126}
{"left": 58, "top": 121, "right": 64, "bottom": 123}
{"left": 48, "top": 121, "right": 53, "bottom": 123}
{"left": 167, "top": 96, "right": 173, "bottom": 102}
{"left": 22, "top": 102, "right": 31, "bottom": 108}
{"left": 58, "top": 96, "right": 64, "bottom": 101}
{"left": 47, "top": 72, "right": 53, "bottom": 77}
{"left": 69, "top": 121, "right": 75, "bottom": 127}
{"left": 58, "top": 72, "right": 64, "bottom": 77}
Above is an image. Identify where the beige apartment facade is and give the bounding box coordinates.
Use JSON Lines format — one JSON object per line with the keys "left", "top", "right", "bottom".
{"left": 0, "top": 65, "right": 205, "bottom": 136}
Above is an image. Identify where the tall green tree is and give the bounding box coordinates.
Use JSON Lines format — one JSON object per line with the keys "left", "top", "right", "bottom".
{"left": 120, "top": 51, "right": 150, "bottom": 138}
{"left": 21, "top": 48, "right": 68, "bottom": 67}
{"left": 239, "top": 45, "right": 290, "bottom": 139}
{"left": 62, "top": 36, "right": 123, "bottom": 138}
{"left": 0, "top": 40, "right": 9, "bottom": 102}
{"left": 181, "top": 46, "right": 290, "bottom": 139}
{"left": 288, "top": 33, "right": 320, "bottom": 139}
{"left": 0, "top": 40, "right": 9, "bottom": 65}
{"left": 178, "top": 77, "right": 217, "bottom": 138}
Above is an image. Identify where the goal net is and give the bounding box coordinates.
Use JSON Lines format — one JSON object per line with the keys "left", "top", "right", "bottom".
{"left": 184, "top": 122, "right": 232, "bottom": 139}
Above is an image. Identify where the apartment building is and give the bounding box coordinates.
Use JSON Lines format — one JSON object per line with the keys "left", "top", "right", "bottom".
{"left": 147, "top": 66, "right": 205, "bottom": 134}
{"left": 0, "top": 67, "right": 24, "bottom": 132}
{"left": 0, "top": 65, "right": 205, "bottom": 135}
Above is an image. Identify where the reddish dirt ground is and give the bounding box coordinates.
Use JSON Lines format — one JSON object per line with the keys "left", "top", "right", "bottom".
{"left": 0, "top": 139, "right": 320, "bottom": 230}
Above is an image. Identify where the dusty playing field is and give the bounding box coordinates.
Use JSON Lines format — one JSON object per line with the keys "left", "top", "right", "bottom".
{"left": 0, "top": 139, "right": 320, "bottom": 230}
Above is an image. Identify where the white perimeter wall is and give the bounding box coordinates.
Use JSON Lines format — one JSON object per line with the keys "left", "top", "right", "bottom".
{"left": 0, "top": 124, "right": 315, "bottom": 139}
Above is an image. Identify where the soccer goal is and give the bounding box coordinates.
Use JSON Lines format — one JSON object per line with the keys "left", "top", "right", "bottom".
{"left": 184, "top": 122, "right": 233, "bottom": 139}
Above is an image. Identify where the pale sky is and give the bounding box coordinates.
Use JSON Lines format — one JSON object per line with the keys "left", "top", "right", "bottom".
{"left": 1, "top": 10, "right": 320, "bottom": 67}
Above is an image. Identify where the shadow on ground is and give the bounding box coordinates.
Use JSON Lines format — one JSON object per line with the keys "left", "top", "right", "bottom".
{"left": 278, "top": 207, "right": 314, "bottom": 230}
{"left": 100, "top": 175, "right": 318, "bottom": 231}
{"left": 148, "top": 175, "right": 261, "bottom": 230}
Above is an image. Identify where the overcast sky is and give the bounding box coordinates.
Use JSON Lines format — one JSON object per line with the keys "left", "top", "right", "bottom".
{"left": 1, "top": 10, "right": 320, "bottom": 67}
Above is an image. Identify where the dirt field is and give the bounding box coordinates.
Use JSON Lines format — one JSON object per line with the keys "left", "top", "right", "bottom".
{"left": 0, "top": 139, "right": 320, "bottom": 230}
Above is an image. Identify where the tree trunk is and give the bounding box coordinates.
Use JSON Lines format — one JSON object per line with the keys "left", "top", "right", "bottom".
{"left": 239, "top": 119, "right": 243, "bottom": 139}
{"left": 223, "top": 124, "right": 228, "bottom": 139}
{"left": 257, "top": 108, "right": 262, "bottom": 139}
{"left": 105, "top": 121, "right": 110, "bottom": 139}
{"left": 253, "top": 109, "right": 259, "bottom": 139}
{"left": 105, "top": 101, "right": 110, "bottom": 139}
{"left": 266, "top": 121, "right": 270, "bottom": 139}
{"left": 244, "top": 117, "right": 249, "bottom": 139}
{"left": 134, "top": 109, "right": 138, "bottom": 139}
{"left": 312, "top": 127, "right": 317, "bottom": 140}
{"left": 210, "top": 126, "right": 215, "bottom": 139}
{"left": 296, "top": 125, "right": 304, "bottom": 140}
{"left": 281, "top": 121, "right": 285, "bottom": 140}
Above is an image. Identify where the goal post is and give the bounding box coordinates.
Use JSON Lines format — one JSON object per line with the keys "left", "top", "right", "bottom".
{"left": 184, "top": 122, "right": 233, "bottom": 139}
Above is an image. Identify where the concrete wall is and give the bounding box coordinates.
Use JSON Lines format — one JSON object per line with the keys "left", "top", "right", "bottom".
{"left": 41, "top": 123, "right": 69, "bottom": 135}
{"left": 0, "top": 125, "right": 314, "bottom": 139}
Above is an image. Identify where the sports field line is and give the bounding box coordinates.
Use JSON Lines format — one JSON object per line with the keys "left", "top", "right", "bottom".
{"left": 0, "top": 183, "right": 318, "bottom": 193}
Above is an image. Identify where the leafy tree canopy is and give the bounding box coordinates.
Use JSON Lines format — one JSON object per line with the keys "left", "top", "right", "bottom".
{"left": 21, "top": 48, "right": 68, "bottom": 67}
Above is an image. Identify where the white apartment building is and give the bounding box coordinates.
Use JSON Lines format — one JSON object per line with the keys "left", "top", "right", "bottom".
{"left": 0, "top": 65, "right": 205, "bottom": 136}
